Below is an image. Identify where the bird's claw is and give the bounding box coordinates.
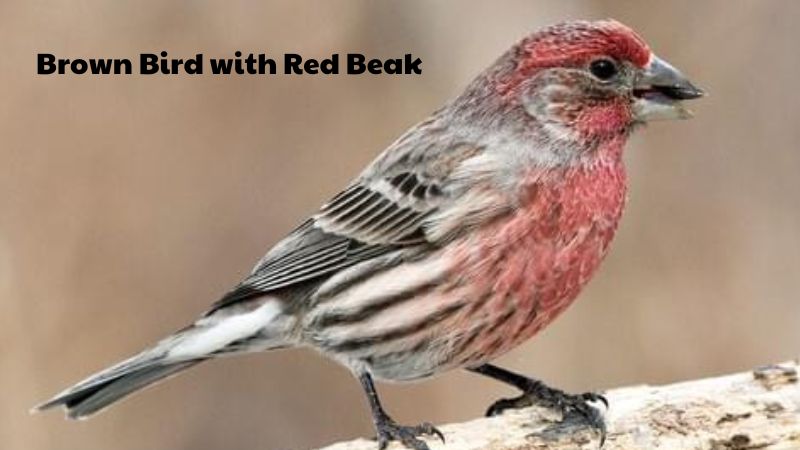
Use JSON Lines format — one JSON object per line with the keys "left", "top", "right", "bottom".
{"left": 562, "top": 392, "right": 607, "bottom": 447}
{"left": 375, "top": 417, "right": 444, "bottom": 450}
{"left": 580, "top": 391, "right": 609, "bottom": 409}
{"left": 486, "top": 385, "right": 607, "bottom": 447}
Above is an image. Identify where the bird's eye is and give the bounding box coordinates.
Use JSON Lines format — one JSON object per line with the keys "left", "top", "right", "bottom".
{"left": 589, "top": 58, "right": 618, "bottom": 81}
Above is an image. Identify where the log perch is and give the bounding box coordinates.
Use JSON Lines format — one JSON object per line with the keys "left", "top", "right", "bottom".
{"left": 319, "top": 360, "right": 800, "bottom": 450}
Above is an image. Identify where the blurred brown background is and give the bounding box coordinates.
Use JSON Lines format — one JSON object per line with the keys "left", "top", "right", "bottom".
{"left": 2, "top": 1, "right": 799, "bottom": 449}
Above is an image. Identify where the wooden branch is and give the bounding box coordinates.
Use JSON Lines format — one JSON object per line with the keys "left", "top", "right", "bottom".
{"left": 319, "top": 360, "right": 800, "bottom": 450}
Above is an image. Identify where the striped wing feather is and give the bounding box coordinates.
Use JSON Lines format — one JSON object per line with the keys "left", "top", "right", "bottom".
{"left": 207, "top": 171, "right": 445, "bottom": 312}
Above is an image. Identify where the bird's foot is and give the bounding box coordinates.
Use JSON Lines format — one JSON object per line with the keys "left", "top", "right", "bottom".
{"left": 486, "top": 382, "right": 607, "bottom": 446}
{"left": 374, "top": 414, "right": 444, "bottom": 450}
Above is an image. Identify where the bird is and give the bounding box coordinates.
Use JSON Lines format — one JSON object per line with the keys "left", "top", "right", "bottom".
{"left": 34, "top": 19, "right": 703, "bottom": 450}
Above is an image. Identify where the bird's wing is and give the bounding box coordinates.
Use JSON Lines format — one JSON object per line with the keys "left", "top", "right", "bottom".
{"left": 206, "top": 140, "right": 474, "bottom": 313}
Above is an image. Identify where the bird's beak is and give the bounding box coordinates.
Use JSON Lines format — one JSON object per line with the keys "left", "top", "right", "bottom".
{"left": 633, "top": 55, "right": 705, "bottom": 122}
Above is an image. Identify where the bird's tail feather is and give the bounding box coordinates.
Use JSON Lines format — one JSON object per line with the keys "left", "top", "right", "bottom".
{"left": 33, "top": 358, "right": 203, "bottom": 419}
{"left": 34, "top": 298, "right": 288, "bottom": 419}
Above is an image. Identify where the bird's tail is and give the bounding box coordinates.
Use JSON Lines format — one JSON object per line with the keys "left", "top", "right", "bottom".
{"left": 32, "top": 355, "right": 203, "bottom": 419}
{"left": 34, "top": 298, "right": 289, "bottom": 419}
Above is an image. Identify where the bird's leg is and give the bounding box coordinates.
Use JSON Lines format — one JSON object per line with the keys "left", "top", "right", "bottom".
{"left": 469, "top": 364, "right": 607, "bottom": 444}
{"left": 358, "top": 372, "right": 444, "bottom": 450}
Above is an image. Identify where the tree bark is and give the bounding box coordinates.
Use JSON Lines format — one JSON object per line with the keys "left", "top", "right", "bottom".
{"left": 319, "top": 360, "right": 800, "bottom": 450}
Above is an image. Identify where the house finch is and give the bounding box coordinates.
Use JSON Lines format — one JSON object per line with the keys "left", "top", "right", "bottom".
{"left": 34, "top": 19, "right": 703, "bottom": 449}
